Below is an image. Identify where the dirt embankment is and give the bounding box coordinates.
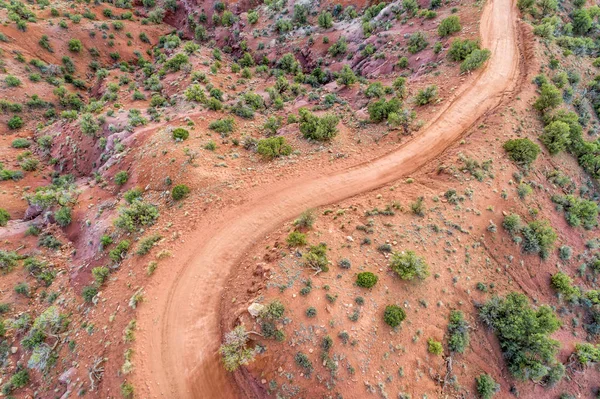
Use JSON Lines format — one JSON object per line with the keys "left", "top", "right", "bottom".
{"left": 132, "top": 0, "right": 524, "bottom": 397}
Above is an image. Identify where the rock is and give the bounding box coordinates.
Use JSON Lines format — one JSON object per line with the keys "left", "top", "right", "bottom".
{"left": 11, "top": 347, "right": 18, "bottom": 354}
{"left": 247, "top": 303, "right": 265, "bottom": 317}
{"left": 24, "top": 204, "right": 43, "bottom": 220}
{"left": 58, "top": 367, "right": 77, "bottom": 384}
{"left": 346, "top": 236, "right": 354, "bottom": 242}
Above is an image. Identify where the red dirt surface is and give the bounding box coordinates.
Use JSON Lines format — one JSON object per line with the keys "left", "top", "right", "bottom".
{"left": 132, "top": 0, "right": 523, "bottom": 397}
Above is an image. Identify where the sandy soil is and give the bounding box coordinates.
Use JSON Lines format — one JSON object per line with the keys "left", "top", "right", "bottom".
{"left": 133, "top": 0, "right": 524, "bottom": 396}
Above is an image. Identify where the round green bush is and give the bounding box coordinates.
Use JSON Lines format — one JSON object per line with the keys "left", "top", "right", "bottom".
{"left": 172, "top": 127, "right": 189, "bottom": 141}
{"left": 383, "top": 304, "right": 406, "bottom": 327}
{"left": 171, "top": 184, "right": 190, "bottom": 200}
{"left": 0, "top": 208, "right": 10, "bottom": 226}
{"left": 54, "top": 207, "right": 72, "bottom": 227}
{"left": 356, "top": 272, "right": 378, "bottom": 288}
{"left": 114, "top": 171, "right": 129, "bottom": 186}
{"left": 8, "top": 116, "right": 23, "bottom": 130}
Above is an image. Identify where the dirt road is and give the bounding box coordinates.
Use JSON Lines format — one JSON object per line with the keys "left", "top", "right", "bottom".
{"left": 134, "top": 0, "right": 522, "bottom": 396}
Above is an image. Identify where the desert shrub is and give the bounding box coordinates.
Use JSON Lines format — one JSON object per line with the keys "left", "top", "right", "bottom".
{"left": 533, "top": 83, "right": 562, "bottom": 112}
{"left": 68, "top": 39, "right": 83, "bottom": 52}
{"left": 257, "top": 137, "right": 292, "bottom": 159}
{"left": 263, "top": 116, "right": 282, "bottom": 136}
{"left": 479, "top": 292, "right": 562, "bottom": 382}
{"left": 8, "top": 116, "right": 24, "bottom": 130}
{"left": 0, "top": 250, "right": 19, "bottom": 273}
{"left": 124, "top": 188, "right": 142, "bottom": 204}
{"left": 337, "top": 65, "right": 357, "bottom": 86}
{"left": 407, "top": 32, "right": 428, "bottom": 54}
{"left": 109, "top": 239, "right": 131, "bottom": 263}
{"left": 318, "top": 11, "right": 333, "bottom": 28}
{"left": 356, "top": 272, "right": 378, "bottom": 288}
{"left": 572, "top": 8, "right": 592, "bottom": 35}
{"left": 328, "top": 37, "right": 348, "bottom": 56}
{"left": 298, "top": 108, "right": 340, "bottom": 141}
{"left": 114, "top": 171, "right": 129, "bottom": 186}
{"left": 92, "top": 266, "right": 110, "bottom": 285}
{"left": 383, "top": 304, "right": 406, "bottom": 327}
{"left": 209, "top": 118, "right": 235, "bottom": 135}
{"left": 220, "top": 325, "right": 255, "bottom": 371}
{"left": 503, "top": 138, "right": 540, "bottom": 167}
{"left": 303, "top": 243, "right": 329, "bottom": 272}
{"left": 502, "top": 213, "right": 522, "bottom": 234}
{"left": 447, "top": 39, "right": 480, "bottom": 61}
{"left": 54, "top": 207, "right": 72, "bottom": 227}
{"left": 476, "top": 373, "right": 500, "bottom": 399}
{"left": 521, "top": 219, "right": 557, "bottom": 258}
{"left": 247, "top": 10, "right": 259, "bottom": 24}
{"left": 287, "top": 231, "right": 307, "bottom": 246}
{"left": 438, "top": 16, "right": 461, "bottom": 37}
{"left": 306, "top": 307, "right": 317, "bottom": 317}
{"left": 38, "top": 234, "right": 62, "bottom": 249}
{"left": 184, "top": 84, "right": 206, "bottom": 102}
{"left": 5, "top": 75, "right": 22, "bottom": 87}
{"left": 165, "top": 53, "right": 189, "bottom": 71}
{"left": 294, "top": 209, "right": 315, "bottom": 229}
{"left": 294, "top": 352, "right": 313, "bottom": 375}
{"left": 427, "top": 338, "right": 443, "bottom": 355}
{"left": 368, "top": 98, "right": 401, "bottom": 122}
{"left": 573, "top": 343, "right": 600, "bottom": 366}
{"left": 11, "top": 138, "right": 31, "bottom": 149}
{"left": 114, "top": 201, "right": 159, "bottom": 232}
{"left": 460, "top": 49, "right": 491, "bottom": 72}
{"left": 172, "top": 128, "right": 189, "bottom": 141}
{"left": 550, "top": 272, "right": 581, "bottom": 302}
{"left": 551, "top": 194, "right": 598, "bottom": 229}
{"left": 390, "top": 250, "right": 429, "bottom": 280}
{"left": 447, "top": 310, "right": 469, "bottom": 353}
{"left": 136, "top": 234, "right": 162, "bottom": 255}
{"left": 171, "top": 184, "right": 190, "bottom": 200}
{"left": 0, "top": 209, "right": 10, "bottom": 227}
{"left": 541, "top": 121, "right": 571, "bottom": 154}
{"left": 80, "top": 113, "right": 100, "bottom": 136}
{"left": 415, "top": 85, "right": 438, "bottom": 105}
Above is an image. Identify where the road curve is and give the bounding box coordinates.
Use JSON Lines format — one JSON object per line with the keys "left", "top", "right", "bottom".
{"left": 134, "top": 0, "right": 521, "bottom": 397}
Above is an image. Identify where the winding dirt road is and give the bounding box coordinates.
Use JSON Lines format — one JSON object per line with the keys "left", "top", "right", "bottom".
{"left": 134, "top": 0, "right": 522, "bottom": 396}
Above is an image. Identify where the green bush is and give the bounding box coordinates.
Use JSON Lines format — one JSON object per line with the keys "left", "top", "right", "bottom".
{"left": 448, "top": 39, "right": 480, "bottom": 61}
{"left": 318, "top": 11, "right": 333, "bottom": 28}
{"left": 337, "top": 65, "right": 357, "bottom": 86}
{"left": 533, "top": 83, "right": 562, "bottom": 112}
{"left": 298, "top": 108, "right": 339, "bottom": 141}
{"left": 356, "top": 272, "right": 378, "bottom": 288}
{"left": 172, "top": 127, "right": 189, "bottom": 141}
{"left": 476, "top": 373, "right": 499, "bottom": 399}
{"left": 479, "top": 292, "right": 561, "bottom": 382}
{"left": 68, "top": 39, "right": 83, "bottom": 52}
{"left": 438, "top": 16, "right": 461, "bottom": 37}
{"left": 286, "top": 231, "right": 307, "bottom": 246}
{"left": 415, "top": 85, "right": 438, "bottom": 105}
{"left": 521, "top": 219, "right": 557, "bottom": 258}
{"left": 502, "top": 213, "right": 521, "bottom": 234}
{"left": 209, "top": 118, "right": 235, "bottom": 135}
{"left": 390, "top": 250, "right": 429, "bottom": 280}
{"left": 11, "top": 138, "right": 31, "bottom": 148}
{"left": 294, "top": 210, "right": 315, "bottom": 229}
{"left": 171, "top": 184, "right": 190, "bottom": 200}
{"left": 551, "top": 194, "right": 598, "bottom": 230}
{"left": 54, "top": 207, "right": 72, "bottom": 227}
{"left": 109, "top": 240, "right": 131, "bottom": 265}
{"left": 294, "top": 352, "right": 313, "bottom": 375}
{"left": 383, "top": 304, "right": 406, "bottom": 327}
{"left": 124, "top": 188, "right": 142, "bottom": 204}
{"left": 541, "top": 121, "right": 571, "bottom": 154}
{"left": 92, "top": 266, "right": 110, "bottom": 285}
{"left": 427, "top": 338, "right": 443, "bottom": 355}
{"left": 5, "top": 75, "right": 22, "bottom": 87}
{"left": 503, "top": 138, "right": 540, "bottom": 167}
{"left": 257, "top": 137, "right": 292, "bottom": 159}
{"left": 303, "top": 243, "right": 329, "bottom": 272}
{"left": 328, "top": 37, "right": 348, "bottom": 56}
{"left": 114, "top": 171, "right": 129, "bottom": 186}
{"left": 8, "top": 116, "right": 24, "bottom": 130}
{"left": 136, "top": 234, "right": 162, "bottom": 255}
{"left": 460, "top": 49, "right": 491, "bottom": 72}
{"left": 447, "top": 310, "right": 469, "bottom": 353}
{"left": 368, "top": 98, "right": 401, "bottom": 123}
{"left": 407, "top": 32, "right": 429, "bottom": 54}
{"left": 114, "top": 201, "right": 159, "bottom": 232}
{"left": 550, "top": 272, "right": 581, "bottom": 301}
{"left": 0, "top": 209, "right": 9, "bottom": 227}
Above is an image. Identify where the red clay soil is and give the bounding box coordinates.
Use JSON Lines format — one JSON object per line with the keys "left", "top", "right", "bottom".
{"left": 132, "top": 0, "right": 524, "bottom": 397}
